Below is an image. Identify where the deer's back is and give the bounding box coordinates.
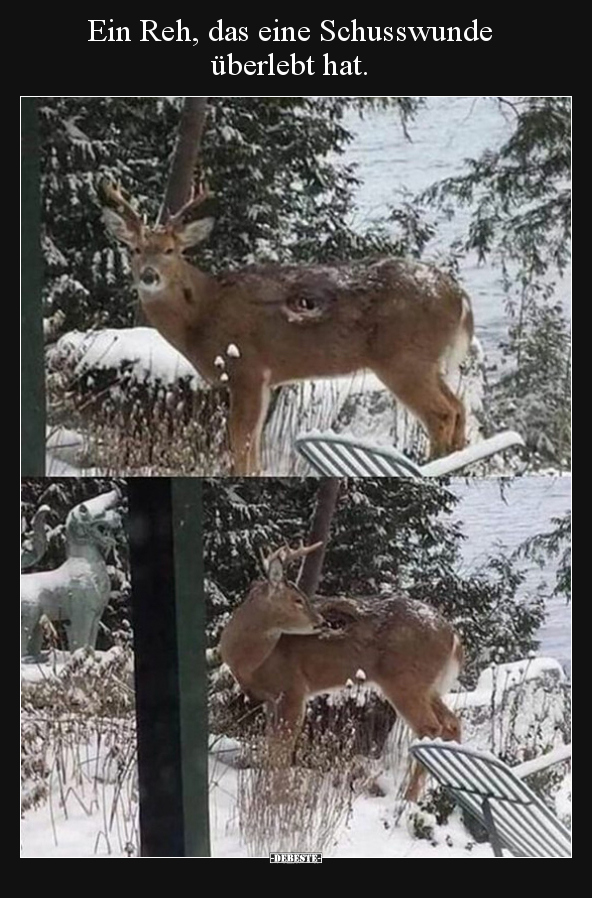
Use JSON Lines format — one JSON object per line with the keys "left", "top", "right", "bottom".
{"left": 209, "top": 258, "right": 468, "bottom": 381}
{"left": 252, "top": 595, "right": 457, "bottom": 699}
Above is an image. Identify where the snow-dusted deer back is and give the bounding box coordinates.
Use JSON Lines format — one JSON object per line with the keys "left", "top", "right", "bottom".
{"left": 219, "top": 542, "right": 463, "bottom": 796}
{"left": 101, "top": 181, "right": 474, "bottom": 475}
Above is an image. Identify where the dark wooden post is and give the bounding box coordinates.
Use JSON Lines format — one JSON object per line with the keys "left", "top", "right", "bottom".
{"left": 21, "top": 97, "right": 45, "bottom": 476}
{"left": 127, "top": 479, "right": 210, "bottom": 857}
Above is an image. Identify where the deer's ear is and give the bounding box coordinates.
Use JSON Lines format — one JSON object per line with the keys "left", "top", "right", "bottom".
{"left": 267, "top": 557, "right": 285, "bottom": 588}
{"left": 102, "top": 208, "right": 140, "bottom": 247}
{"left": 176, "top": 217, "right": 214, "bottom": 249}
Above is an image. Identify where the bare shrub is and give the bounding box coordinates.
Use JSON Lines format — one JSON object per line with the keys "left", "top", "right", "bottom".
{"left": 21, "top": 646, "right": 139, "bottom": 856}
{"left": 46, "top": 350, "right": 232, "bottom": 476}
{"left": 236, "top": 710, "right": 363, "bottom": 858}
{"left": 237, "top": 720, "right": 356, "bottom": 857}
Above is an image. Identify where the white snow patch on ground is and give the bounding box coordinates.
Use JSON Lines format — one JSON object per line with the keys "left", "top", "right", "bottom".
{"left": 207, "top": 754, "right": 494, "bottom": 859}
{"left": 53, "top": 328, "right": 201, "bottom": 386}
{"left": 22, "top": 655, "right": 570, "bottom": 858}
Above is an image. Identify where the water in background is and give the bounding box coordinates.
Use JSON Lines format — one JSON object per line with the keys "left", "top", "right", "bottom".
{"left": 449, "top": 475, "right": 571, "bottom": 672}
{"left": 344, "top": 102, "right": 572, "bottom": 670}
{"left": 343, "top": 97, "right": 571, "bottom": 363}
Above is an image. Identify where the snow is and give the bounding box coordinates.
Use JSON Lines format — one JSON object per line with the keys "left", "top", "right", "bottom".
{"left": 476, "top": 657, "right": 564, "bottom": 694}
{"left": 21, "top": 652, "right": 570, "bottom": 858}
{"left": 450, "top": 658, "right": 565, "bottom": 711}
{"left": 206, "top": 751, "right": 495, "bottom": 859}
{"left": 52, "top": 328, "right": 200, "bottom": 386}
{"left": 21, "top": 801, "right": 128, "bottom": 859}
{"left": 513, "top": 743, "right": 571, "bottom": 780}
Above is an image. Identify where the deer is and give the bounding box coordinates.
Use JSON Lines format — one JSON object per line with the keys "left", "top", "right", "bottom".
{"left": 219, "top": 542, "right": 463, "bottom": 800}
{"left": 101, "top": 181, "right": 474, "bottom": 476}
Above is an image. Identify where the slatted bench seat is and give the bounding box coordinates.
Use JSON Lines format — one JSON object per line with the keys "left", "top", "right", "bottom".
{"left": 295, "top": 430, "right": 525, "bottom": 478}
{"left": 409, "top": 739, "right": 572, "bottom": 858}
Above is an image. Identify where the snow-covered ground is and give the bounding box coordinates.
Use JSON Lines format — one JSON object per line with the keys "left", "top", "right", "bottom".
{"left": 208, "top": 752, "right": 495, "bottom": 859}
{"left": 19, "top": 747, "right": 494, "bottom": 859}
{"left": 22, "top": 657, "right": 570, "bottom": 858}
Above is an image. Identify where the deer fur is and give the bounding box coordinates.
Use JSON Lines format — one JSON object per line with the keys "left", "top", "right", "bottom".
{"left": 102, "top": 181, "right": 474, "bottom": 475}
{"left": 220, "top": 543, "right": 463, "bottom": 799}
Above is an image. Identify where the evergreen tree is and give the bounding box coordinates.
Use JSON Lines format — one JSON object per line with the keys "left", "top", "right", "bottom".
{"left": 39, "top": 97, "right": 418, "bottom": 333}
{"left": 417, "top": 96, "right": 571, "bottom": 467}
{"left": 513, "top": 510, "right": 571, "bottom": 603}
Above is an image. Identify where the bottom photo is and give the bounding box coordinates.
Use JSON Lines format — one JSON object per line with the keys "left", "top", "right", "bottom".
{"left": 20, "top": 475, "right": 571, "bottom": 858}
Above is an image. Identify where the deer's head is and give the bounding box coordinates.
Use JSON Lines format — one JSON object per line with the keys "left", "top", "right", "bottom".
{"left": 101, "top": 180, "right": 214, "bottom": 296}
{"left": 250, "top": 542, "right": 326, "bottom": 635}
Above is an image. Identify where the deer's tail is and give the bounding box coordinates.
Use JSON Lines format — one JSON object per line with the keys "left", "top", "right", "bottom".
{"left": 442, "top": 294, "right": 474, "bottom": 387}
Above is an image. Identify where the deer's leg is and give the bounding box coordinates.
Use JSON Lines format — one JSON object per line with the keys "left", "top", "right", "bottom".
{"left": 438, "top": 377, "right": 467, "bottom": 452}
{"left": 401, "top": 696, "right": 461, "bottom": 801}
{"left": 266, "top": 691, "right": 305, "bottom": 766}
{"left": 228, "top": 377, "right": 271, "bottom": 476}
{"left": 379, "top": 678, "right": 446, "bottom": 802}
{"left": 430, "top": 695, "right": 461, "bottom": 742}
{"left": 373, "top": 362, "right": 458, "bottom": 458}
{"left": 248, "top": 381, "right": 271, "bottom": 475}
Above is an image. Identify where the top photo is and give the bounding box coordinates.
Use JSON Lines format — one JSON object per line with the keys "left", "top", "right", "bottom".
{"left": 30, "top": 96, "right": 571, "bottom": 477}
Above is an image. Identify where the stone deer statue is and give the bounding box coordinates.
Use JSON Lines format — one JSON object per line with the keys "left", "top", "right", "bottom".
{"left": 21, "top": 490, "right": 121, "bottom": 657}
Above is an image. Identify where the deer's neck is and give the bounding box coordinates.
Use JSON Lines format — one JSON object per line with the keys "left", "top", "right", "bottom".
{"left": 220, "top": 601, "right": 282, "bottom": 686}
{"left": 140, "top": 263, "right": 217, "bottom": 360}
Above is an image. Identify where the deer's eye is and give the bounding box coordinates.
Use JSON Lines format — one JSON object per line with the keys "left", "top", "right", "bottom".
{"left": 133, "top": 247, "right": 142, "bottom": 256}
{"left": 164, "top": 247, "right": 175, "bottom": 255}
{"left": 294, "top": 598, "right": 304, "bottom": 607}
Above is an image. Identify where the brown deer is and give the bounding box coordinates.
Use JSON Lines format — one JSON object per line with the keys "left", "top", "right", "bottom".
{"left": 219, "top": 542, "right": 463, "bottom": 800}
{"left": 101, "top": 181, "right": 474, "bottom": 475}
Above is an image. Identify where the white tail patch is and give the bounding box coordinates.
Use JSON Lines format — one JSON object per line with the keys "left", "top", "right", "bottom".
{"left": 433, "top": 633, "right": 462, "bottom": 696}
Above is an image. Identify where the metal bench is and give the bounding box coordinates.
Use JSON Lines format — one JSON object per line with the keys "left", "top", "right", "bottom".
{"left": 295, "top": 430, "right": 526, "bottom": 478}
{"left": 409, "top": 739, "right": 572, "bottom": 858}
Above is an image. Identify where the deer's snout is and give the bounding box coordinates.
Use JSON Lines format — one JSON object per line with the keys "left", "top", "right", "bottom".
{"left": 139, "top": 267, "right": 161, "bottom": 287}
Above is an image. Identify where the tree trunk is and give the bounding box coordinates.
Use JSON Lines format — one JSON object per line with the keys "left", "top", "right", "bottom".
{"left": 136, "top": 98, "right": 209, "bottom": 325}
{"left": 158, "top": 97, "right": 209, "bottom": 224}
{"left": 297, "top": 478, "right": 341, "bottom": 598}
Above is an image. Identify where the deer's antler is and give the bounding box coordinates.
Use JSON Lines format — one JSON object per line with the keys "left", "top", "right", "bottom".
{"left": 99, "top": 179, "right": 143, "bottom": 231}
{"left": 167, "top": 183, "right": 210, "bottom": 228}
{"left": 261, "top": 540, "right": 323, "bottom": 573}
